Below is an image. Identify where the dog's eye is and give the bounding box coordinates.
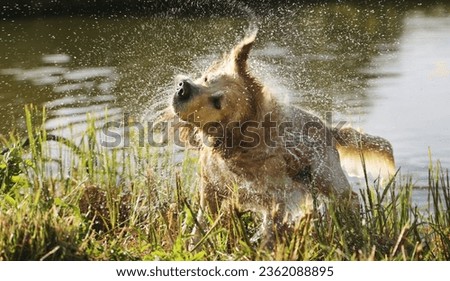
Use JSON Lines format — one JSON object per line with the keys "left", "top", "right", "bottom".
{"left": 204, "top": 76, "right": 208, "bottom": 82}
{"left": 211, "top": 96, "right": 222, "bottom": 110}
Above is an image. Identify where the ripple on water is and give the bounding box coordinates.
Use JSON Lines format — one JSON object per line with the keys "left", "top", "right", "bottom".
{"left": 2, "top": 53, "right": 125, "bottom": 147}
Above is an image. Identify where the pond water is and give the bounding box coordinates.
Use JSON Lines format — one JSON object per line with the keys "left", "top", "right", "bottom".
{"left": 1, "top": 2, "right": 449, "bottom": 196}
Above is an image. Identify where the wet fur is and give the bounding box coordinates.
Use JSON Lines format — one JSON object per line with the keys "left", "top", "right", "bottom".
{"left": 168, "top": 32, "right": 395, "bottom": 246}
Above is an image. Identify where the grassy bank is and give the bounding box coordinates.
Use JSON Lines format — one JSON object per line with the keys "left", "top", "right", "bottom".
{"left": 0, "top": 106, "right": 449, "bottom": 260}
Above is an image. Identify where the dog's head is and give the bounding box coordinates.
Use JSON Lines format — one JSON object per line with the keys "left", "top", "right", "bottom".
{"left": 172, "top": 32, "right": 263, "bottom": 130}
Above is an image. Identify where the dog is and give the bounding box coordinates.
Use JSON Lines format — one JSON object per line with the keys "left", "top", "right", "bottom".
{"left": 167, "top": 31, "right": 395, "bottom": 246}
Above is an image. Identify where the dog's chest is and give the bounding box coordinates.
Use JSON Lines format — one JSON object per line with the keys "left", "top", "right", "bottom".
{"left": 201, "top": 147, "right": 293, "bottom": 190}
{"left": 200, "top": 147, "right": 311, "bottom": 218}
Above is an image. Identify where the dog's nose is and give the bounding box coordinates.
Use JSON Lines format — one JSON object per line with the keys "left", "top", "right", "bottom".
{"left": 176, "top": 80, "right": 193, "bottom": 100}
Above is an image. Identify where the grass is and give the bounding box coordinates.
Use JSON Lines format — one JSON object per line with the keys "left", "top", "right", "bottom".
{"left": 0, "top": 105, "right": 449, "bottom": 261}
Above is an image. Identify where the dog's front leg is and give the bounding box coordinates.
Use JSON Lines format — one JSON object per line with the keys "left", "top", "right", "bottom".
{"left": 189, "top": 181, "right": 225, "bottom": 250}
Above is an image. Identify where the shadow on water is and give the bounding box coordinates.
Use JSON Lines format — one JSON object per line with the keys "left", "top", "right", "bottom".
{"left": 1, "top": 1, "right": 450, "bottom": 201}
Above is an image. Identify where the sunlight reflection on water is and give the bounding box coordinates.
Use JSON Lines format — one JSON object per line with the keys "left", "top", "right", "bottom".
{"left": 361, "top": 12, "right": 450, "bottom": 185}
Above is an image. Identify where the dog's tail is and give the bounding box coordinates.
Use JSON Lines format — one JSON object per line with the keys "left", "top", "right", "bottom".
{"left": 333, "top": 127, "right": 396, "bottom": 180}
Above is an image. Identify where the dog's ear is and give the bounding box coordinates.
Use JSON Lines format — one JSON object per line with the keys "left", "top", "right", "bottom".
{"left": 231, "top": 31, "right": 257, "bottom": 76}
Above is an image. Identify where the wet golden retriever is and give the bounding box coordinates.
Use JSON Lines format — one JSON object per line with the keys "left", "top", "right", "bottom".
{"left": 168, "top": 31, "right": 395, "bottom": 245}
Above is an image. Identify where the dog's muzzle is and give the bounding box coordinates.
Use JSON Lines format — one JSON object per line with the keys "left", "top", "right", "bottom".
{"left": 172, "top": 79, "right": 200, "bottom": 119}
{"left": 175, "top": 79, "right": 198, "bottom": 102}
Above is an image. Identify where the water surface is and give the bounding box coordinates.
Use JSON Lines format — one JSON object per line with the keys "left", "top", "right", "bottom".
{"left": 1, "top": 3, "right": 449, "bottom": 191}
